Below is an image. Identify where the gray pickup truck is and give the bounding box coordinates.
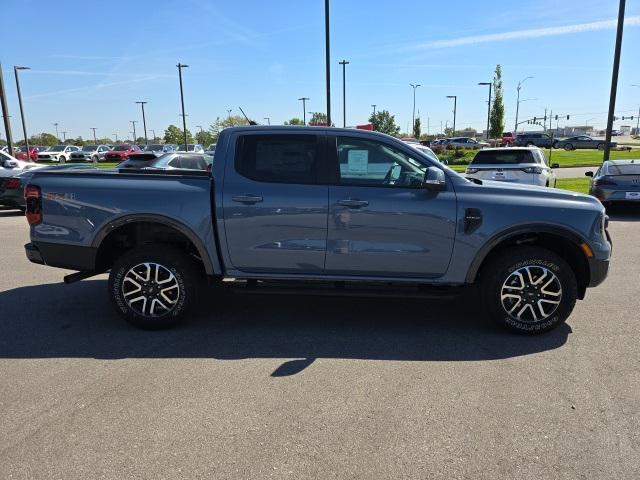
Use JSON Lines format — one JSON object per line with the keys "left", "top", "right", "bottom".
{"left": 23, "top": 126, "right": 611, "bottom": 334}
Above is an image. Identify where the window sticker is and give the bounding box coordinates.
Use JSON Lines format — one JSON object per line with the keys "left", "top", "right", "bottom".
{"left": 347, "top": 149, "right": 369, "bottom": 173}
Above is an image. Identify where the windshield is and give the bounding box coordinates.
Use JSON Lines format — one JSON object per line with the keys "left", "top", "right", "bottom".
{"left": 471, "top": 150, "right": 535, "bottom": 165}
{"left": 81, "top": 145, "right": 98, "bottom": 152}
{"left": 151, "top": 154, "right": 212, "bottom": 170}
{"left": 144, "top": 144, "right": 165, "bottom": 151}
{"left": 48, "top": 145, "right": 66, "bottom": 152}
{"left": 607, "top": 163, "right": 640, "bottom": 175}
{"left": 177, "top": 144, "right": 197, "bottom": 151}
{"left": 113, "top": 145, "right": 130, "bottom": 151}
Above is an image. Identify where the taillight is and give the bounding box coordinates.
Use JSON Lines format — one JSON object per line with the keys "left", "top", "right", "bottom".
{"left": 594, "top": 178, "right": 616, "bottom": 186}
{"left": 522, "top": 166, "right": 543, "bottom": 174}
{"left": 24, "top": 184, "right": 42, "bottom": 225}
{"left": 5, "top": 178, "right": 21, "bottom": 189}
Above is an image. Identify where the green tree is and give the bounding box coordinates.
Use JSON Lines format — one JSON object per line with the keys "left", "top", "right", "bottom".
{"left": 309, "top": 112, "right": 329, "bottom": 126}
{"left": 489, "top": 64, "right": 505, "bottom": 139}
{"left": 195, "top": 130, "right": 216, "bottom": 146}
{"left": 284, "top": 118, "right": 304, "bottom": 125}
{"left": 209, "top": 115, "right": 251, "bottom": 140}
{"left": 413, "top": 117, "right": 421, "bottom": 139}
{"left": 164, "top": 124, "right": 194, "bottom": 144}
{"left": 369, "top": 110, "right": 400, "bottom": 136}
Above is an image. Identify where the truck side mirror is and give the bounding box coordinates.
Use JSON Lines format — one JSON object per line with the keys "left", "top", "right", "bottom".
{"left": 551, "top": 163, "right": 560, "bottom": 169}
{"left": 423, "top": 167, "right": 446, "bottom": 192}
{"left": 585, "top": 171, "right": 594, "bottom": 177}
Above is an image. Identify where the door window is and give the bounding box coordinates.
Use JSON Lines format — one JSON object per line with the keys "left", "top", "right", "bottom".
{"left": 336, "top": 137, "right": 427, "bottom": 188}
{"left": 236, "top": 134, "right": 319, "bottom": 184}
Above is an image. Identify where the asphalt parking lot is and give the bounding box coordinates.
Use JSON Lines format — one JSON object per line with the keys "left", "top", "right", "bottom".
{"left": 1, "top": 206, "right": 639, "bottom": 479}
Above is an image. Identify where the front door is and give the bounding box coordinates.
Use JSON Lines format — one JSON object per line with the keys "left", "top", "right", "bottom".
{"left": 324, "top": 135, "right": 457, "bottom": 278}
{"left": 222, "top": 133, "right": 328, "bottom": 274}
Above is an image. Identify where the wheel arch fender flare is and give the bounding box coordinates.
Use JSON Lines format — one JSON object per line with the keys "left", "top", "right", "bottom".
{"left": 465, "top": 223, "right": 589, "bottom": 284}
{"left": 91, "top": 213, "right": 217, "bottom": 275}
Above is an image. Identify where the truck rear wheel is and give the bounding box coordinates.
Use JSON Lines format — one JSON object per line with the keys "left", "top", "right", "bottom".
{"left": 108, "top": 245, "right": 200, "bottom": 329}
{"left": 480, "top": 246, "right": 577, "bottom": 334}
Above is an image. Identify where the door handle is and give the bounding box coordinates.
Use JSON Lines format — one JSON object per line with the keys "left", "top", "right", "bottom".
{"left": 338, "top": 199, "right": 369, "bottom": 208}
{"left": 232, "top": 194, "right": 263, "bottom": 204}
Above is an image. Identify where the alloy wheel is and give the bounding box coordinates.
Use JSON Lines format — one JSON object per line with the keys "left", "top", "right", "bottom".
{"left": 500, "top": 265, "right": 562, "bottom": 323}
{"left": 122, "top": 262, "right": 180, "bottom": 317}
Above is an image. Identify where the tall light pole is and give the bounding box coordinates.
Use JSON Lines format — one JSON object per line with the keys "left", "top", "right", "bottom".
{"left": 129, "top": 120, "right": 137, "bottom": 144}
{"left": 478, "top": 82, "right": 492, "bottom": 140}
{"left": 263, "top": 117, "right": 270, "bottom": 125}
{"left": 52, "top": 123, "right": 59, "bottom": 141}
{"left": 339, "top": 59, "right": 349, "bottom": 128}
{"left": 113, "top": 133, "right": 118, "bottom": 143}
{"left": 14, "top": 66, "right": 30, "bottom": 154}
{"left": 0, "top": 63, "right": 15, "bottom": 156}
{"left": 410, "top": 83, "right": 420, "bottom": 134}
{"left": 196, "top": 125, "right": 203, "bottom": 143}
{"left": 371, "top": 104, "right": 377, "bottom": 116}
{"left": 90, "top": 127, "right": 97, "bottom": 144}
{"left": 514, "top": 76, "right": 533, "bottom": 134}
{"left": 61, "top": 131, "right": 67, "bottom": 142}
{"left": 150, "top": 129, "right": 156, "bottom": 142}
{"left": 226, "top": 109, "right": 232, "bottom": 121}
{"left": 176, "top": 63, "right": 189, "bottom": 148}
{"left": 298, "top": 97, "right": 309, "bottom": 125}
{"left": 324, "top": 0, "right": 331, "bottom": 126}
{"left": 446, "top": 95, "right": 457, "bottom": 135}
{"left": 632, "top": 85, "right": 640, "bottom": 135}
{"left": 136, "top": 101, "right": 148, "bottom": 145}
{"left": 603, "top": 0, "right": 626, "bottom": 161}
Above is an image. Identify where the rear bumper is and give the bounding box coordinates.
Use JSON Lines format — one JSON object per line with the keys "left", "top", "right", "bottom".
{"left": 24, "top": 241, "right": 97, "bottom": 271}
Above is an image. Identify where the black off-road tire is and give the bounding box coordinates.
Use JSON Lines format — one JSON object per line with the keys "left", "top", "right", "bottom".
{"left": 480, "top": 246, "right": 577, "bottom": 334}
{"left": 108, "top": 245, "right": 201, "bottom": 329}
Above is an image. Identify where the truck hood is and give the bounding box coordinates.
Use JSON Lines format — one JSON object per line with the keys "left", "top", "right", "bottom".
{"left": 472, "top": 178, "right": 602, "bottom": 207}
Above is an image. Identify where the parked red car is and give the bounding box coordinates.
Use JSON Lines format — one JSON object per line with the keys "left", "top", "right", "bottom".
{"left": 15, "top": 146, "right": 42, "bottom": 161}
{"left": 103, "top": 144, "right": 142, "bottom": 161}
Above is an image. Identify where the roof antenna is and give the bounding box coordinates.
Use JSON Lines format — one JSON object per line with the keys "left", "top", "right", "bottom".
{"left": 238, "top": 107, "right": 258, "bottom": 125}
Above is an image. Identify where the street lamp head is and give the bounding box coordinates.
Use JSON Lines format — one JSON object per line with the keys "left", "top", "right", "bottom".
{"left": 136, "top": 101, "right": 147, "bottom": 104}
{"left": 176, "top": 63, "right": 189, "bottom": 68}
{"left": 446, "top": 95, "right": 456, "bottom": 99}
{"left": 15, "top": 66, "right": 30, "bottom": 70}
{"left": 410, "top": 83, "right": 421, "bottom": 89}
{"left": 478, "top": 82, "right": 491, "bottom": 86}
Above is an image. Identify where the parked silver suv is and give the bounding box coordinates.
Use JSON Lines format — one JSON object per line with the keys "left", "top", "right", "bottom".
{"left": 69, "top": 145, "right": 112, "bottom": 163}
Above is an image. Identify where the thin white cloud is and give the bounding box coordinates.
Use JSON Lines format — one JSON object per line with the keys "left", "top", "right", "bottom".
{"left": 29, "top": 70, "right": 172, "bottom": 78}
{"left": 24, "top": 75, "right": 166, "bottom": 100}
{"left": 402, "top": 16, "right": 640, "bottom": 51}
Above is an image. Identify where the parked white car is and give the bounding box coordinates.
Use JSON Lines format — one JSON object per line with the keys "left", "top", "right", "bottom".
{"left": 0, "top": 150, "right": 44, "bottom": 177}
{"left": 37, "top": 145, "right": 80, "bottom": 163}
{"left": 465, "top": 147, "right": 558, "bottom": 187}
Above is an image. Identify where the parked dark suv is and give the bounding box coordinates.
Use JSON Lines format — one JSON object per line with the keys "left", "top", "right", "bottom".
{"left": 514, "top": 132, "right": 555, "bottom": 148}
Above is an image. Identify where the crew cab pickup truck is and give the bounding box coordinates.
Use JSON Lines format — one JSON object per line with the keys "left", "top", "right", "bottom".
{"left": 23, "top": 127, "right": 611, "bottom": 334}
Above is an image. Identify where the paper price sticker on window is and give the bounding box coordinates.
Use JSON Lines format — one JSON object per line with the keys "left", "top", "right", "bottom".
{"left": 347, "top": 150, "right": 369, "bottom": 173}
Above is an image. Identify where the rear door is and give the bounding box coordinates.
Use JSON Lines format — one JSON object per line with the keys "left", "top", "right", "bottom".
{"left": 324, "top": 134, "right": 456, "bottom": 278}
{"left": 222, "top": 132, "right": 329, "bottom": 274}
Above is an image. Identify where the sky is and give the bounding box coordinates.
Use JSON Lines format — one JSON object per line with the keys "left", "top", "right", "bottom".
{"left": 1, "top": 0, "right": 640, "bottom": 142}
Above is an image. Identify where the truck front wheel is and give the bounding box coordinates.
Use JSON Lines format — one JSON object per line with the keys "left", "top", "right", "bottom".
{"left": 108, "top": 245, "right": 200, "bottom": 329}
{"left": 480, "top": 246, "right": 577, "bottom": 334}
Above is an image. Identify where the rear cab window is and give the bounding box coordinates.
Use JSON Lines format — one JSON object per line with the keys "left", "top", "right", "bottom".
{"left": 236, "top": 134, "right": 320, "bottom": 184}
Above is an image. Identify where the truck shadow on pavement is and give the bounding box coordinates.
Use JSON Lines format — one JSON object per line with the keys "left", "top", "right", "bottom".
{"left": 0, "top": 280, "right": 571, "bottom": 376}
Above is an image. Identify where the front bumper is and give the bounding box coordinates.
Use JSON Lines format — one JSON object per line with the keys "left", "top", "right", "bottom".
{"left": 587, "top": 257, "right": 609, "bottom": 287}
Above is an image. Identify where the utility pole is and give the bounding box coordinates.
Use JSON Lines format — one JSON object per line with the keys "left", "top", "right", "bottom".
{"left": 113, "top": 133, "right": 118, "bottom": 143}
{"left": 410, "top": 84, "right": 420, "bottom": 134}
{"left": 91, "top": 127, "right": 97, "bottom": 144}
{"left": 14, "top": 65, "right": 30, "bottom": 155}
{"left": 150, "top": 129, "right": 156, "bottom": 142}
{"left": 136, "top": 101, "right": 148, "bottom": 145}
{"left": 604, "top": 0, "right": 626, "bottom": 162}
{"left": 129, "top": 120, "right": 137, "bottom": 144}
{"left": 52, "top": 123, "right": 59, "bottom": 141}
{"left": 324, "top": 0, "right": 331, "bottom": 126}
{"left": 227, "top": 109, "right": 232, "bottom": 121}
{"left": 339, "top": 60, "right": 349, "bottom": 128}
{"left": 371, "top": 104, "right": 376, "bottom": 116}
{"left": 298, "top": 97, "right": 309, "bottom": 125}
{"left": 446, "top": 95, "right": 457, "bottom": 135}
{"left": 176, "top": 63, "right": 189, "bottom": 149}
{"left": 478, "top": 82, "right": 492, "bottom": 140}
{"left": 61, "top": 131, "right": 66, "bottom": 142}
{"left": 263, "top": 117, "right": 270, "bottom": 125}
{"left": 514, "top": 76, "right": 533, "bottom": 134}
{"left": 0, "top": 62, "right": 14, "bottom": 156}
